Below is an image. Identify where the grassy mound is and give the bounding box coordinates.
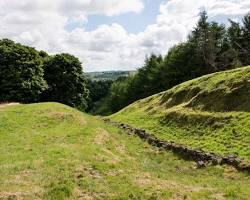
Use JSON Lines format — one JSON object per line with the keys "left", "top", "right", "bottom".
{"left": 1, "top": 103, "right": 250, "bottom": 199}
{"left": 110, "top": 66, "right": 250, "bottom": 161}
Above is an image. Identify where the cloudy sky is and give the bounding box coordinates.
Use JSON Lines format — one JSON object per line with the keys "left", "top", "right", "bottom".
{"left": 0, "top": 0, "right": 249, "bottom": 72}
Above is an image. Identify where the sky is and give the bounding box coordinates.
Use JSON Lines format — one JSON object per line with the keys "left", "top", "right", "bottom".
{"left": 0, "top": 0, "right": 249, "bottom": 72}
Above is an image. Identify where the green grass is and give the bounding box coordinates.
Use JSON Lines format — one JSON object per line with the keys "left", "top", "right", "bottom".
{"left": 1, "top": 102, "right": 250, "bottom": 199}
{"left": 110, "top": 66, "right": 250, "bottom": 161}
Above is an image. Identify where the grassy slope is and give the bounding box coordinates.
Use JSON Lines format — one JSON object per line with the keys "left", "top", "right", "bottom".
{"left": 0, "top": 103, "right": 250, "bottom": 199}
{"left": 110, "top": 66, "right": 250, "bottom": 161}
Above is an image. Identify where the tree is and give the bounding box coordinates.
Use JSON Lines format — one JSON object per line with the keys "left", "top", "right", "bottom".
{"left": 189, "top": 11, "right": 210, "bottom": 72}
{"left": 42, "top": 53, "right": 89, "bottom": 111}
{"left": 95, "top": 12, "right": 250, "bottom": 114}
{"left": 86, "top": 79, "right": 113, "bottom": 111}
{"left": 189, "top": 11, "right": 227, "bottom": 72}
{"left": 241, "top": 13, "right": 250, "bottom": 65}
{"left": 220, "top": 20, "right": 243, "bottom": 68}
{"left": 109, "top": 76, "right": 133, "bottom": 112}
{"left": 0, "top": 39, "right": 47, "bottom": 103}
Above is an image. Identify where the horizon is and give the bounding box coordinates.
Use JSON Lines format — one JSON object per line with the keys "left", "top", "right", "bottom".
{"left": 0, "top": 0, "right": 249, "bottom": 72}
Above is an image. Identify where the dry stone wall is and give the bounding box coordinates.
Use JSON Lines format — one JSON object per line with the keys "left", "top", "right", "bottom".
{"left": 104, "top": 119, "right": 250, "bottom": 173}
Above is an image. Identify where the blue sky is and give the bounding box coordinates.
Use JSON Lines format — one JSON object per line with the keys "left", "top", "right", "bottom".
{"left": 1, "top": 0, "right": 249, "bottom": 72}
{"left": 85, "top": 0, "right": 164, "bottom": 34}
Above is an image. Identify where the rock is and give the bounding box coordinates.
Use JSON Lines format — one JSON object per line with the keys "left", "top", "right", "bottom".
{"left": 104, "top": 119, "right": 250, "bottom": 173}
{"left": 196, "top": 161, "right": 206, "bottom": 168}
{"left": 157, "top": 141, "right": 166, "bottom": 147}
{"left": 222, "top": 154, "right": 241, "bottom": 166}
{"left": 228, "top": 154, "right": 237, "bottom": 159}
{"left": 238, "top": 163, "right": 250, "bottom": 172}
{"left": 212, "top": 157, "right": 222, "bottom": 165}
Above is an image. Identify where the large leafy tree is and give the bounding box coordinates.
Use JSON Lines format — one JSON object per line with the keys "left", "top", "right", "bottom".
{"left": 0, "top": 39, "right": 47, "bottom": 103}
{"left": 42, "top": 53, "right": 89, "bottom": 110}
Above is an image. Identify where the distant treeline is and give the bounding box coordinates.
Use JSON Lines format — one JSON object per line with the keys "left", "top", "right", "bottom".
{"left": 1, "top": 11, "right": 249, "bottom": 113}
{"left": 86, "top": 71, "right": 132, "bottom": 81}
{"left": 0, "top": 38, "right": 125, "bottom": 112}
{"left": 86, "top": 71, "right": 136, "bottom": 112}
{"left": 99, "top": 11, "right": 250, "bottom": 114}
{"left": 0, "top": 39, "right": 89, "bottom": 110}
{"left": 86, "top": 79, "right": 113, "bottom": 112}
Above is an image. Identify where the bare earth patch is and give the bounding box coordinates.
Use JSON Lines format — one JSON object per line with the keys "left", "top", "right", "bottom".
{"left": 0, "top": 103, "right": 20, "bottom": 108}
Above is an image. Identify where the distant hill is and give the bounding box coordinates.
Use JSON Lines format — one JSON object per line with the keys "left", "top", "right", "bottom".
{"left": 86, "top": 70, "right": 135, "bottom": 81}
{"left": 110, "top": 66, "right": 250, "bottom": 161}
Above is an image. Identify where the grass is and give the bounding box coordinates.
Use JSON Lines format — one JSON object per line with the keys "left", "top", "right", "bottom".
{"left": 0, "top": 102, "right": 250, "bottom": 199}
{"left": 110, "top": 66, "right": 250, "bottom": 161}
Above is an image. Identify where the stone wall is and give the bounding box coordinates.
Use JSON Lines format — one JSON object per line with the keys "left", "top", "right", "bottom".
{"left": 104, "top": 119, "right": 250, "bottom": 173}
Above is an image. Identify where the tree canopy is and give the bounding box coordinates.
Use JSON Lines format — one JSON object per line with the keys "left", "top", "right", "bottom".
{"left": 0, "top": 39, "right": 47, "bottom": 103}
{"left": 42, "top": 53, "right": 89, "bottom": 110}
{"left": 1, "top": 12, "right": 249, "bottom": 114}
{"left": 0, "top": 40, "right": 89, "bottom": 110}
{"left": 103, "top": 12, "right": 250, "bottom": 113}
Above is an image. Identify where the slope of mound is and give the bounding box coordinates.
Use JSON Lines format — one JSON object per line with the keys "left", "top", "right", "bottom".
{"left": 1, "top": 103, "right": 250, "bottom": 199}
{"left": 110, "top": 66, "right": 250, "bottom": 161}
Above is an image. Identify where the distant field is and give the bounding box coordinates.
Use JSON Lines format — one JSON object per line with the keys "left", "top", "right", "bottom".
{"left": 110, "top": 66, "right": 250, "bottom": 161}
{"left": 1, "top": 103, "right": 250, "bottom": 199}
{"left": 86, "top": 70, "right": 135, "bottom": 81}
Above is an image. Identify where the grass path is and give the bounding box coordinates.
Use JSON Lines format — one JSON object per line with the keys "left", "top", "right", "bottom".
{"left": 0, "top": 103, "right": 250, "bottom": 199}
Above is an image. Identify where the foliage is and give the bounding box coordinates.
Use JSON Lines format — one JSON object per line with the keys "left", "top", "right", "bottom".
{"left": 86, "top": 70, "right": 132, "bottom": 81}
{"left": 109, "top": 76, "right": 134, "bottom": 112}
{"left": 0, "top": 39, "right": 48, "bottom": 103}
{"left": 91, "top": 95, "right": 113, "bottom": 115}
{"left": 42, "top": 53, "right": 89, "bottom": 111}
{"left": 105, "top": 12, "right": 250, "bottom": 113}
{"left": 110, "top": 66, "right": 250, "bottom": 161}
{"left": 241, "top": 13, "right": 250, "bottom": 65}
{"left": 1, "top": 102, "right": 250, "bottom": 199}
{"left": 86, "top": 79, "right": 113, "bottom": 111}
{"left": 0, "top": 39, "right": 89, "bottom": 111}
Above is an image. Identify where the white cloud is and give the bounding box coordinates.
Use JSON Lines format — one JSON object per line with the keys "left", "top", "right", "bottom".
{"left": 0, "top": 0, "right": 249, "bottom": 71}
{"left": 157, "top": 0, "right": 250, "bottom": 39}
{"left": 58, "top": 0, "right": 144, "bottom": 16}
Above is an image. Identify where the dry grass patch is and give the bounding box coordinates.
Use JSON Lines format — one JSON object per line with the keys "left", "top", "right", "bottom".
{"left": 0, "top": 103, "right": 20, "bottom": 108}
{"left": 0, "top": 170, "right": 42, "bottom": 200}
{"left": 134, "top": 172, "right": 211, "bottom": 194}
{"left": 47, "top": 112, "right": 73, "bottom": 120}
{"left": 47, "top": 111, "right": 87, "bottom": 126}
{"left": 94, "top": 128, "right": 110, "bottom": 145}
